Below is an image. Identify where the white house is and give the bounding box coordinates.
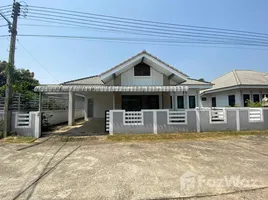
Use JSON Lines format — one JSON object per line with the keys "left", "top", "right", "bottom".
{"left": 201, "top": 70, "right": 268, "bottom": 107}
{"left": 35, "top": 50, "right": 212, "bottom": 125}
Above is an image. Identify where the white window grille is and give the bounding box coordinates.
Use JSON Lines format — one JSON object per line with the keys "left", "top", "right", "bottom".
{"left": 124, "top": 111, "right": 143, "bottom": 125}
{"left": 210, "top": 109, "right": 226, "bottom": 123}
{"left": 248, "top": 108, "right": 263, "bottom": 122}
{"left": 15, "top": 113, "right": 31, "bottom": 128}
{"left": 168, "top": 111, "right": 187, "bottom": 124}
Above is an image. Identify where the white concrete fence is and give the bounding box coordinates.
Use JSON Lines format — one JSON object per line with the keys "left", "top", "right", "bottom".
{"left": 0, "top": 109, "right": 84, "bottom": 138}
{"left": 107, "top": 108, "right": 268, "bottom": 135}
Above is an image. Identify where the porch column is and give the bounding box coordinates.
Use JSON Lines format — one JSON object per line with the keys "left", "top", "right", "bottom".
{"left": 84, "top": 96, "right": 88, "bottom": 121}
{"left": 113, "top": 92, "right": 115, "bottom": 109}
{"left": 68, "top": 91, "right": 75, "bottom": 126}
{"left": 197, "top": 90, "right": 201, "bottom": 108}
{"left": 38, "top": 92, "right": 42, "bottom": 112}
{"left": 172, "top": 92, "right": 176, "bottom": 110}
{"left": 184, "top": 92, "right": 188, "bottom": 109}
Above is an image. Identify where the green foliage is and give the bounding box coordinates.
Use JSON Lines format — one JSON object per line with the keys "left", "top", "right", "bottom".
{"left": 247, "top": 100, "right": 262, "bottom": 107}
{"left": 198, "top": 78, "right": 205, "bottom": 82}
{"left": 0, "top": 120, "right": 3, "bottom": 138}
{"left": 41, "top": 113, "right": 53, "bottom": 131}
{"left": 0, "top": 61, "right": 39, "bottom": 98}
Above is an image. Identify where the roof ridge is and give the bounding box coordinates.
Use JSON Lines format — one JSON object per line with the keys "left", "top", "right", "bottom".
{"left": 187, "top": 77, "right": 211, "bottom": 84}
{"left": 62, "top": 75, "right": 99, "bottom": 84}
{"left": 232, "top": 70, "right": 241, "bottom": 85}
{"left": 210, "top": 70, "right": 233, "bottom": 82}
{"left": 100, "top": 50, "right": 189, "bottom": 77}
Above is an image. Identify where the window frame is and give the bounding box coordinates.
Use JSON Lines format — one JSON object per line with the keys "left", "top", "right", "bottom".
{"left": 134, "top": 63, "right": 151, "bottom": 76}
{"left": 228, "top": 95, "right": 236, "bottom": 107}
{"left": 177, "top": 96, "right": 184, "bottom": 109}
{"left": 188, "top": 95, "right": 196, "bottom": 109}
{"left": 212, "top": 97, "right": 216, "bottom": 107}
{"left": 253, "top": 94, "right": 260, "bottom": 103}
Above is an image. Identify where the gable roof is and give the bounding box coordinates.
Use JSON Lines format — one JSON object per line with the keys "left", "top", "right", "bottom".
{"left": 100, "top": 50, "right": 188, "bottom": 77}
{"left": 63, "top": 75, "right": 103, "bottom": 85}
{"left": 201, "top": 70, "right": 268, "bottom": 94}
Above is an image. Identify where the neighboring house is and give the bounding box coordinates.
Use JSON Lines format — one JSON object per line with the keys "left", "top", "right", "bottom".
{"left": 35, "top": 50, "right": 212, "bottom": 125}
{"left": 201, "top": 70, "right": 268, "bottom": 107}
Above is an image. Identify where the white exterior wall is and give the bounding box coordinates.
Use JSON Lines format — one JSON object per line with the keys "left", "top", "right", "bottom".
{"left": 121, "top": 67, "right": 163, "bottom": 86}
{"left": 43, "top": 109, "right": 84, "bottom": 125}
{"left": 170, "top": 88, "right": 201, "bottom": 109}
{"left": 201, "top": 88, "right": 268, "bottom": 107}
{"left": 87, "top": 92, "right": 113, "bottom": 118}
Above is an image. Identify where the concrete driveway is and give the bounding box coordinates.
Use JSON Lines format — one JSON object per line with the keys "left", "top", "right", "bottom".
{"left": 0, "top": 135, "right": 268, "bottom": 200}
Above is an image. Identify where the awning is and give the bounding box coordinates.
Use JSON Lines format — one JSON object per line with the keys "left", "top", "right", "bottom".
{"left": 34, "top": 85, "right": 189, "bottom": 92}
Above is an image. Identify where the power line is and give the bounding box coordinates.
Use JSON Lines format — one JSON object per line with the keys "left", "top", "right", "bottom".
{"left": 26, "top": 5, "right": 268, "bottom": 38}
{"left": 14, "top": 34, "right": 268, "bottom": 47}
{"left": 16, "top": 39, "right": 60, "bottom": 83}
{"left": 27, "top": 7, "right": 268, "bottom": 41}
{"left": 23, "top": 15, "right": 268, "bottom": 46}
{"left": 25, "top": 10, "right": 268, "bottom": 43}
{"left": 26, "top": 6, "right": 268, "bottom": 36}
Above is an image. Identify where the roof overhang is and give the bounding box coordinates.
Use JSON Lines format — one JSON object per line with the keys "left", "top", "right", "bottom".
{"left": 100, "top": 53, "right": 188, "bottom": 84}
{"left": 201, "top": 85, "right": 268, "bottom": 95}
{"left": 35, "top": 85, "right": 189, "bottom": 92}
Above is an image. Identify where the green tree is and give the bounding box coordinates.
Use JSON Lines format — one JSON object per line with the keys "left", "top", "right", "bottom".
{"left": 0, "top": 61, "right": 39, "bottom": 98}
{"left": 198, "top": 78, "right": 206, "bottom": 82}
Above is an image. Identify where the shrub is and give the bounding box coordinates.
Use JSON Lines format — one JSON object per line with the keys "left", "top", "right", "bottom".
{"left": 247, "top": 100, "right": 262, "bottom": 107}
{"left": 41, "top": 113, "right": 53, "bottom": 131}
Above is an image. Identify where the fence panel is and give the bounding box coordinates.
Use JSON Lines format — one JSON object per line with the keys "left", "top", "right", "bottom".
{"left": 15, "top": 113, "right": 31, "bottom": 128}
{"left": 124, "top": 111, "right": 143, "bottom": 125}
{"left": 168, "top": 111, "right": 187, "bottom": 124}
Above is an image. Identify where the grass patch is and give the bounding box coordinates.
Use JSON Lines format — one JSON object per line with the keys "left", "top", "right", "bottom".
{"left": 106, "top": 130, "right": 268, "bottom": 142}
{"left": 3, "top": 136, "right": 36, "bottom": 144}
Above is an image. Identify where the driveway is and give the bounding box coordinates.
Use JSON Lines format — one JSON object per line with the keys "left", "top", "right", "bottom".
{"left": 0, "top": 135, "right": 268, "bottom": 200}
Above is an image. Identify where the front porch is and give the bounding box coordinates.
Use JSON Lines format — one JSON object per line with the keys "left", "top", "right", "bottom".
{"left": 35, "top": 85, "right": 190, "bottom": 127}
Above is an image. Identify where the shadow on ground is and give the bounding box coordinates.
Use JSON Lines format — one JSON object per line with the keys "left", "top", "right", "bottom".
{"left": 44, "top": 118, "right": 108, "bottom": 137}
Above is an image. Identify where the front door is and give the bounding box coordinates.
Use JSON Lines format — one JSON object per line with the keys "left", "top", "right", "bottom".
{"left": 88, "top": 99, "right": 94, "bottom": 118}
{"left": 122, "top": 95, "right": 159, "bottom": 111}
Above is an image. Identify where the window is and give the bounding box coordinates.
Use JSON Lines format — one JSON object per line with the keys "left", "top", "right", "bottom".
{"left": 253, "top": 94, "right": 260, "bottom": 103}
{"left": 243, "top": 94, "right": 250, "bottom": 107}
{"left": 212, "top": 97, "right": 216, "bottom": 107}
{"left": 177, "top": 96, "right": 184, "bottom": 109}
{"left": 202, "top": 97, "right": 207, "bottom": 101}
{"left": 189, "top": 96, "right": 196, "bottom": 109}
{"left": 228, "top": 95, "right": 235, "bottom": 107}
{"left": 134, "top": 63, "right": 150, "bottom": 76}
{"left": 170, "top": 96, "right": 173, "bottom": 109}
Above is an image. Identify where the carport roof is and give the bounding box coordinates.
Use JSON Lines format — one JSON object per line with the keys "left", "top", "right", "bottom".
{"left": 34, "top": 85, "right": 189, "bottom": 92}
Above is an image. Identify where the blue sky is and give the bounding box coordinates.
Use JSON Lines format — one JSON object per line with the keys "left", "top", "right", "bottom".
{"left": 0, "top": 0, "right": 268, "bottom": 84}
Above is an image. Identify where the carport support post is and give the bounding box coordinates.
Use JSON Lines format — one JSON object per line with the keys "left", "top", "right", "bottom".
{"left": 68, "top": 91, "right": 75, "bottom": 126}
{"left": 84, "top": 96, "right": 88, "bottom": 121}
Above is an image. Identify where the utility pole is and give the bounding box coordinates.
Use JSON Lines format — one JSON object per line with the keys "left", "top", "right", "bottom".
{"left": 2, "top": 1, "right": 20, "bottom": 137}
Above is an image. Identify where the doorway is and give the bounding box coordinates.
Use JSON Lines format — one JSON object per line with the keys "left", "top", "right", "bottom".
{"left": 122, "top": 95, "right": 159, "bottom": 111}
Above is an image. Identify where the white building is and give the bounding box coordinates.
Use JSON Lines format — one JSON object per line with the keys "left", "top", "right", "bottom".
{"left": 201, "top": 70, "right": 268, "bottom": 107}
{"left": 35, "top": 50, "right": 212, "bottom": 125}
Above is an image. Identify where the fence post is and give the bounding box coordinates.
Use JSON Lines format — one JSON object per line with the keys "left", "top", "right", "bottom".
{"left": 196, "top": 108, "right": 201, "bottom": 133}
{"left": 109, "top": 110, "right": 113, "bottom": 135}
{"left": 153, "top": 110, "right": 157, "bottom": 134}
{"left": 236, "top": 109, "right": 240, "bottom": 131}
{"left": 34, "top": 111, "right": 42, "bottom": 138}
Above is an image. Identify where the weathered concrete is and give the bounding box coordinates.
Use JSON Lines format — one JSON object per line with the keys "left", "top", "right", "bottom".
{"left": 0, "top": 135, "right": 268, "bottom": 200}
